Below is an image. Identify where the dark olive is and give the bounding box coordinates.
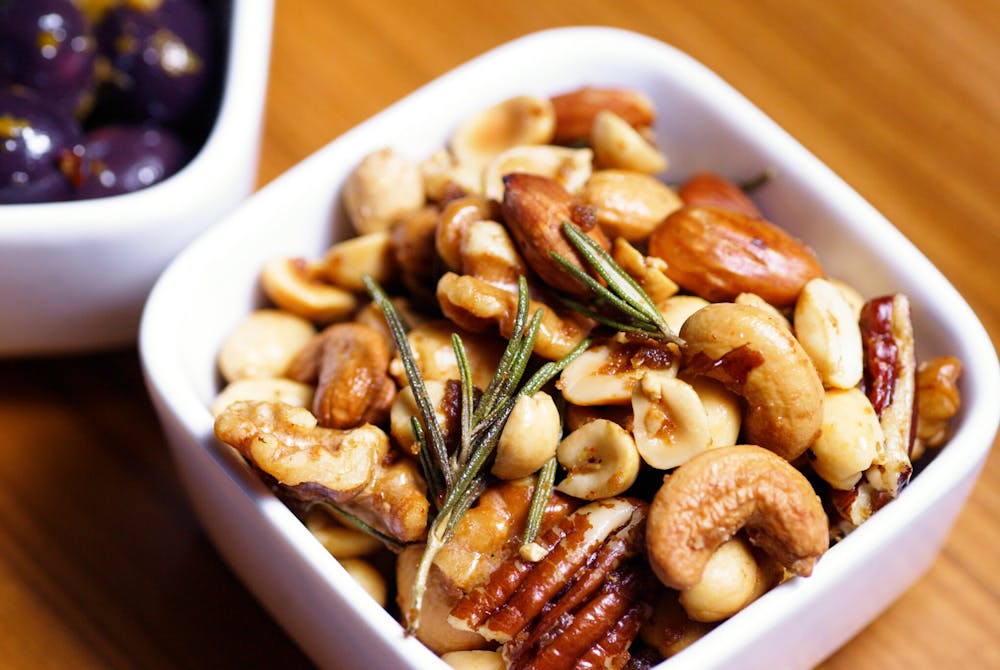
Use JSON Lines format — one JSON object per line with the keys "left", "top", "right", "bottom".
{"left": 73, "top": 123, "right": 188, "bottom": 199}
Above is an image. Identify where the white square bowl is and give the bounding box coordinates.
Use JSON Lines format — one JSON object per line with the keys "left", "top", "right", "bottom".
{"left": 0, "top": 0, "right": 274, "bottom": 356}
{"left": 138, "top": 27, "right": 1000, "bottom": 670}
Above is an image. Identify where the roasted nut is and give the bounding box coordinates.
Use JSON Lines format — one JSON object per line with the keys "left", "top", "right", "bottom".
{"left": 646, "top": 444, "right": 828, "bottom": 590}
{"left": 810, "top": 388, "right": 882, "bottom": 490}
{"left": 550, "top": 86, "right": 656, "bottom": 145}
{"left": 450, "top": 95, "right": 556, "bottom": 170}
{"left": 558, "top": 339, "right": 679, "bottom": 406}
{"left": 794, "top": 278, "right": 864, "bottom": 389}
{"left": 591, "top": 110, "right": 668, "bottom": 174}
{"left": 677, "top": 172, "right": 763, "bottom": 219}
{"left": 211, "top": 377, "right": 314, "bottom": 418}
{"left": 829, "top": 277, "right": 865, "bottom": 322}
{"left": 690, "top": 376, "right": 741, "bottom": 449}
{"left": 217, "top": 309, "right": 316, "bottom": 383}
{"left": 494, "top": 391, "right": 562, "bottom": 480}
{"left": 563, "top": 403, "right": 634, "bottom": 433}
{"left": 582, "top": 169, "right": 682, "bottom": 241}
{"left": 482, "top": 145, "right": 593, "bottom": 202}
{"left": 640, "top": 588, "right": 714, "bottom": 660}
{"left": 649, "top": 206, "right": 824, "bottom": 307}
{"left": 556, "top": 420, "right": 641, "bottom": 500}
{"left": 318, "top": 230, "right": 396, "bottom": 292}
{"left": 915, "top": 355, "right": 963, "bottom": 451}
{"left": 260, "top": 256, "right": 358, "bottom": 323}
{"left": 500, "top": 172, "right": 609, "bottom": 297}
{"left": 421, "top": 148, "right": 482, "bottom": 201}
{"left": 631, "top": 372, "right": 711, "bottom": 470}
{"left": 658, "top": 294, "right": 710, "bottom": 333}
{"left": 440, "top": 650, "right": 504, "bottom": 670}
{"left": 387, "top": 319, "right": 505, "bottom": 389}
{"left": 734, "top": 292, "right": 791, "bottom": 330}
{"left": 306, "top": 506, "right": 383, "bottom": 558}
{"left": 391, "top": 204, "right": 442, "bottom": 306}
{"left": 436, "top": 272, "right": 592, "bottom": 361}
{"left": 343, "top": 147, "right": 425, "bottom": 234}
{"left": 677, "top": 536, "right": 770, "bottom": 623}
{"left": 290, "top": 322, "right": 396, "bottom": 430}
{"left": 390, "top": 380, "right": 452, "bottom": 456}
{"left": 680, "top": 303, "right": 824, "bottom": 461}
{"left": 612, "top": 238, "right": 679, "bottom": 306}
{"left": 339, "top": 558, "right": 388, "bottom": 607}
{"left": 436, "top": 195, "right": 502, "bottom": 272}
{"left": 459, "top": 219, "right": 528, "bottom": 291}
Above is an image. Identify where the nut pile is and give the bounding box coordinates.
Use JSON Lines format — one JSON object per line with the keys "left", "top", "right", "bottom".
{"left": 211, "top": 86, "right": 964, "bottom": 669}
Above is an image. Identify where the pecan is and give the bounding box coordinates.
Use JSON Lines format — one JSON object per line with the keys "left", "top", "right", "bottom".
{"left": 450, "top": 498, "right": 652, "bottom": 670}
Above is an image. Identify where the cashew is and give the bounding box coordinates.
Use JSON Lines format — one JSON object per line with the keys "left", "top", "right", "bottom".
{"left": 734, "top": 292, "right": 791, "bottom": 330}
{"left": 318, "top": 231, "right": 396, "bottom": 293}
{"left": 387, "top": 319, "right": 505, "bottom": 389}
{"left": 390, "top": 380, "right": 450, "bottom": 456}
{"left": 658, "top": 294, "right": 710, "bottom": 334}
{"left": 612, "top": 238, "right": 679, "bottom": 306}
{"left": 556, "top": 419, "right": 640, "bottom": 500}
{"left": 794, "top": 278, "right": 864, "bottom": 389}
{"left": 558, "top": 339, "right": 679, "bottom": 406}
{"left": 436, "top": 195, "right": 502, "bottom": 272}
{"left": 631, "top": 372, "right": 711, "bottom": 470}
{"left": 339, "top": 558, "right": 388, "bottom": 608}
{"left": 482, "top": 145, "right": 592, "bottom": 202}
{"left": 260, "top": 256, "right": 357, "bottom": 324}
{"left": 678, "top": 536, "right": 770, "bottom": 623}
{"left": 440, "top": 650, "right": 504, "bottom": 670}
{"left": 459, "top": 219, "right": 528, "bottom": 290}
{"left": 591, "top": 110, "right": 668, "bottom": 174}
{"left": 646, "top": 444, "right": 828, "bottom": 590}
{"left": 436, "top": 272, "right": 592, "bottom": 361}
{"left": 217, "top": 309, "right": 316, "bottom": 383}
{"left": 211, "top": 377, "right": 314, "bottom": 418}
{"left": 680, "top": 302, "right": 824, "bottom": 461}
{"left": 690, "top": 376, "right": 741, "bottom": 448}
{"left": 810, "top": 388, "right": 881, "bottom": 490}
{"left": 450, "top": 95, "right": 556, "bottom": 171}
{"left": 493, "top": 391, "right": 561, "bottom": 480}
{"left": 343, "top": 147, "right": 425, "bottom": 234}
{"left": 305, "top": 506, "right": 383, "bottom": 558}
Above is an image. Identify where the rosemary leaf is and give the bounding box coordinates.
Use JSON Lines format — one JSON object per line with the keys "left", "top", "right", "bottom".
{"left": 411, "top": 417, "right": 441, "bottom": 511}
{"left": 475, "top": 276, "right": 531, "bottom": 424}
{"left": 549, "top": 252, "right": 652, "bottom": 324}
{"left": 521, "top": 456, "right": 557, "bottom": 547}
{"left": 451, "top": 334, "right": 475, "bottom": 470}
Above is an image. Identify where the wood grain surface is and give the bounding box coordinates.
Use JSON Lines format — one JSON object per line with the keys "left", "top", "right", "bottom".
{"left": 2, "top": 1, "right": 999, "bottom": 668}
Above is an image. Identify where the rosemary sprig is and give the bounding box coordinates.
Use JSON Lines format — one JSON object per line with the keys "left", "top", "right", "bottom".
{"left": 521, "top": 456, "right": 557, "bottom": 549}
{"left": 551, "top": 220, "right": 684, "bottom": 347}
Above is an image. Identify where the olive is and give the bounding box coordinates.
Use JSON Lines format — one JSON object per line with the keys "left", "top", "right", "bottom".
{"left": 0, "top": 0, "right": 97, "bottom": 117}
{"left": 95, "top": 0, "right": 212, "bottom": 124}
{"left": 0, "top": 86, "right": 81, "bottom": 204}
{"left": 73, "top": 123, "right": 188, "bottom": 199}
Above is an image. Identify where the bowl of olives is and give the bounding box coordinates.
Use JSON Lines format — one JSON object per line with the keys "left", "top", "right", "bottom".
{"left": 0, "top": 0, "right": 273, "bottom": 356}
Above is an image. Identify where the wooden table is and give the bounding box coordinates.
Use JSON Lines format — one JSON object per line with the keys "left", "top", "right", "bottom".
{"left": 2, "top": 1, "right": 998, "bottom": 668}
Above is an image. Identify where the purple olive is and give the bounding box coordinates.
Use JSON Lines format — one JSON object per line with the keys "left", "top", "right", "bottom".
{"left": 0, "top": 0, "right": 97, "bottom": 117}
{"left": 95, "top": 0, "right": 212, "bottom": 124}
{"left": 0, "top": 86, "right": 81, "bottom": 204}
{"left": 73, "top": 123, "right": 188, "bottom": 199}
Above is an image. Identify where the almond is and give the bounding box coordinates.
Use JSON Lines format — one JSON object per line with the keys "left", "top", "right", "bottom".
{"left": 648, "top": 206, "right": 823, "bottom": 307}
{"left": 500, "top": 172, "right": 609, "bottom": 296}
{"left": 550, "top": 87, "right": 655, "bottom": 145}
{"left": 677, "top": 172, "right": 763, "bottom": 219}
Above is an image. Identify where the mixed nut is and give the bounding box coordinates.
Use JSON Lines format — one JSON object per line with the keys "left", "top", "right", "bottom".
{"left": 210, "top": 85, "right": 964, "bottom": 669}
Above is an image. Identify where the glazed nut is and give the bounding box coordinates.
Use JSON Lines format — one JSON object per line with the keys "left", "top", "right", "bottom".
{"left": 211, "top": 377, "right": 314, "bottom": 418}
{"left": 680, "top": 302, "right": 824, "bottom": 462}
{"left": 343, "top": 147, "right": 426, "bottom": 235}
{"left": 493, "top": 391, "right": 562, "bottom": 480}
{"left": 550, "top": 86, "right": 656, "bottom": 145}
{"left": 582, "top": 169, "right": 682, "bottom": 242}
{"left": 657, "top": 294, "right": 710, "bottom": 334}
{"left": 556, "top": 419, "right": 641, "bottom": 500}
{"left": 305, "top": 506, "right": 383, "bottom": 558}
{"left": 436, "top": 195, "right": 503, "bottom": 272}
{"left": 794, "top": 278, "right": 864, "bottom": 389}
{"left": 339, "top": 558, "right": 388, "bottom": 608}
{"left": 810, "top": 388, "right": 882, "bottom": 490}
{"left": 482, "top": 144, "right": 593, "bottom": 202}
{"left": 459, "top": 219, "right": 528, "bottom": 290}
{"left": 260, "top": 256, "right": 358, "bottom": 324}
{"left": 915, "top": 355, "right": 963, "bottom": 449}
{"left": 450, "top": 95, "right": 556, "bottom": 169}
{"left": 612, "top": 238, "right": 679, "bottom": 306}
{"left": 390, "top": 380, "right": 450, "bottom": 455}
{"left": 558, "top": 339, "right": 679, "bottom": 406}
{"left": 217, "top": 308, "right": 316, "bottom": 383}
{"left": 591, "top": 110, "right": 668, "bottom": 174}
{"left": 649, "top": 206, "right": 824, "bottom": 307}
{"left": 500, "top": 172, "right": 609, "bottom": 297}
{"left": 677, "top": 172, "right": 763, "bottom": 219}
{"left": 678, "top": 536, "right": 769, "bottom": 623}
{"left": 318, "top": 230, "right": 396, "bottom": 292}
{"left": 387, "top": 319, "right": 505, "bottom": 389}
{"left": 646, "top": 444, "right": 829, "bottom": 590}
{"left": 436, "top": 272, "right": 592, "bottom": 361}
{"left": 631, "top": 372, "right": 712, "bottom": 470}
